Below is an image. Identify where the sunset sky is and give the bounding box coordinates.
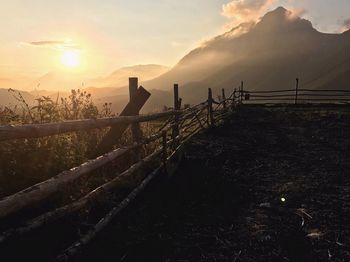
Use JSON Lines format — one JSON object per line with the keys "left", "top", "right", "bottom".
{"left": 1, "top": 0, "right": 350, "bottom": 85}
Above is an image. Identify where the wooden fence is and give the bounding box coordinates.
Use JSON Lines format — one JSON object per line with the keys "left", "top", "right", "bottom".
{"left": 235, "top": 79, "right": 350, "bottom": 105}
{"left": 0, "top": 79, "right": 236, "bottom": 260}
{"left": 2, "top": 76, "right": 346, "bottom": 259}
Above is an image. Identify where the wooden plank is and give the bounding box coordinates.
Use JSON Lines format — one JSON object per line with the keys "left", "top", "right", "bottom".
{"left": 0, "top": 111, "right": 177, "bottom": 142}
{"left": 222, "top": 88, "right": 226, "bottom": 109}
{"left": 172, "top": 84, "right": 180, "bottom": 148}
{"left": 0, "top": 144, "right": 142, "bottom": 219}
{"left": 295, "top": 78, "right": 299, "bottom": 105}
{"left": 208, "top": 88, "right": 214, "bottom": 127}
{"left": 58, "top": 136, "right": 190, "bottom": 261}
{"left": 129, "top": 78, "right": 142, "bottom": 161}
{"left": 57, "top": 165, "right": 165, "bottom": 261}
{"left": 94, "top": 86, "right": 151, "bottom": 156}
{"left": 0, "top": 149, "right": 162, "bottom": 243}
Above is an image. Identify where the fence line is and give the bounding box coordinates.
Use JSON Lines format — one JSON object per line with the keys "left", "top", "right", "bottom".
{"left": 0, "top": 80, "right": 236, "bottom": 255}
{"left": 2, "top": 76, "right": 347, "bottom": 258}
{"left": 238, "top": 78, "right": 350, "bottom": 104}
{"left": 0, "top": 111, "right": 179, "bottom": 141}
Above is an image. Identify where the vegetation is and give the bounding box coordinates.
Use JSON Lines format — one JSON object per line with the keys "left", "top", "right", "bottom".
{"left": 0, "top": 89, "right": 146, "bottom": 197}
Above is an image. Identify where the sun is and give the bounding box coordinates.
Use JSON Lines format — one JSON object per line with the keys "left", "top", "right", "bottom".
{"left": 61, "top": 50, "right": 81, "bottom": 68}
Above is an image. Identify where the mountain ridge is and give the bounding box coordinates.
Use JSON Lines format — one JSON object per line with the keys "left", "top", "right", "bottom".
{"left": 144, "top": 6, "right": 350, "bottom": 104}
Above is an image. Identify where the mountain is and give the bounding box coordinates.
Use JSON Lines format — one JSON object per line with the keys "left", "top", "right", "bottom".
{"left": 90, "top": 64, "right": 169, "bottom": 88}
{"left": 95, "top": 89, "right": 172, "bottom": 114}
{"left": 145, "top": 7, "right": 350, "bottom": 104}
{"left": 3, "top": 7, "right": 350, "bottom": 111}
{"left": 0, "top": 89, "right": 35, "bottom": 107}
{"left": 0, "top": 64, "right": 169, "bottom": 92}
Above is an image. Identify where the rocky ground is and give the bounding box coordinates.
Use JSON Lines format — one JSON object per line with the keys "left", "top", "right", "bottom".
{"left": 2, "top": 105, "right": 350, "bottom": 261}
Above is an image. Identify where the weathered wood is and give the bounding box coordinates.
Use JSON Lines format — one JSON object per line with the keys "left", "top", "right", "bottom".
{"left": 57, "top": 134, "right": 190, "bottom": 261}
{"left": 172, "top": 84, "right": 180, "bottom": 148}
{"left": 129, "top": 78, "right": 142, "bottom": 161}
{"left": 94, "top": 86, "right": 151, "bottom": 156}
{"left": 295, "top": 78, "right": 299, "bottom": 105}
{"left": 0, "top": 149, "right": 162, "bottom": 243}
{"left": 0, "top": 111, "right": 177, "bottom": 142}
{"left": 240, "top": 81, "right": 244, "bottom": 104}
{"left": 232, "top": 88, "right": 237, "bottom": 108}
{"left": 222, "top": 88, "right": 226, "bottom": 109}
{"left": 178, "top": 98, "right": 182, "bottom": 110}
{"left": 57, "top": 165, "right": 165, "bottom": 261}
{"left": 162, "top": 130, "right": 167, "bottom": 165}
{"left": 0, "top": 143, "right": 145, "bottom": 219}
{"left": 208, "top": 88, "right": 214, "bottom": 127}
{"left": 181, "top": 106, "right": 206, "bottom": 131}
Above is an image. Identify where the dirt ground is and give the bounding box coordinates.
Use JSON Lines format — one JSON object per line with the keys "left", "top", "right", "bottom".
{"left": 67, "top": 105, "right": 350, "bottom": 262}
{"left": 2, "top": 105, "right": 350, "bottom": 262}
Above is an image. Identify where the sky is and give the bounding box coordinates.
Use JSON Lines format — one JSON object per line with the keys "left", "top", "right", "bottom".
{"left": 0, "top": 0, "right": 350, "bottom": 83}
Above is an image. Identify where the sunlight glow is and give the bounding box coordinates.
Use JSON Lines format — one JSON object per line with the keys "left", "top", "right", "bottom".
{"left": 61, "top": 50, "right": 81, "bottom": 68}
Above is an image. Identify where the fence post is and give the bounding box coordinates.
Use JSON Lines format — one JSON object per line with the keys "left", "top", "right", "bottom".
{"left": 222, "top": 88, "right": 226, "bottom": 109}
{"left": 295, "top": 78, "right": 299, "bottom": 105}
{"left": 129, "top": 77, "right": 141, "bottom": 161}
{"left": 172, "top": 84, "right": 180, "bottom": 148}
{"left": 232, "top": 88, "right": 237, "bottom": 108}
{"left": 240, "top": 81, "right": 244, "bottom": 104}
{"left": 162, "top": 130, "right": 167, "bottom": 166}
{"left": 208, "top": 88, "right": 214, "bottom": 127}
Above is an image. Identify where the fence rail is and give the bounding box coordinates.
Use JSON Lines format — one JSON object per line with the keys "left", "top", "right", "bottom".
{"left": 0, "top": 111, "right": 181, "bottom": 141}
{"left": 234, "top": 79, "right": 350, "bottom": 105}
{"left": 0, "top": 80, "right": 236, "bottom": 260}
{"left": 1, "top": 76, "right": 348, "bottom": 259}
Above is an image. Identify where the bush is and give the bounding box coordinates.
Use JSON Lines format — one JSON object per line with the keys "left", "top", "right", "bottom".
{"left": 0, "top": 89, "right": 114, "bottom": 197}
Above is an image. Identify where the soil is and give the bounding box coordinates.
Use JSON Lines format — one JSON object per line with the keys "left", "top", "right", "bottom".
{"left": 3, "top": 105, "right": 350, "bottom": 261}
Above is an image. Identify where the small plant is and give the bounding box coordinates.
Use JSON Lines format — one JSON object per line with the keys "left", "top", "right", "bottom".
{"left": 0, "top": 89, "right": 108, "bottom": 196}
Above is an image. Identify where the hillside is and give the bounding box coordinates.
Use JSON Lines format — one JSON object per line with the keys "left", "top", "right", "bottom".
{"left": 145, "top": 7, "right": 350, "bottom": 104}
{"left": 0, "top": 64, "right": 170, "bottom": 111}
{"left": 90, "top": 64, "right": 169, "bottom": 88}
{"left": 0, "top": 89, "right": 35, "bottom": 107}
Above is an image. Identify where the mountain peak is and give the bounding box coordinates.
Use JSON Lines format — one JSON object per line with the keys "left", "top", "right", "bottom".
{"left": 255, "top": 6, "right": 314, "bottom": 33}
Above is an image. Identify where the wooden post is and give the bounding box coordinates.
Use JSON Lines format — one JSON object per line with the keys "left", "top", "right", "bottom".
{"left": 233, "top": 88, "right": 237, "bottom": 107}
{"left": 178, "top": 98, "right": 182, "bottom": 110}
{"left": 295, "top": 78, "right": 299, "bottom": 105}
{"left": 240, "top": 81, "right": 244, "bottom": 104}
{"left": 129, "top": 77, "right": 141, "bottom": 161}
{"left": 162, "top": 130, "right": 167, "bottom": 166}
{"left": 222, "top": 88, "right": 226, "bottom": 109}
{"left": 208, "top": 88, "right": 214, "bottom": 127}
{"left": 93, "top": 86, "right": 150, "bottom": 157}
{"left": 172, "top": 84, "right": 180, "bottom": 148}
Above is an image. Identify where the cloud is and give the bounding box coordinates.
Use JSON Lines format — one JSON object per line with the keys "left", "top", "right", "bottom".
{"left": 224, "top": 21, "right": 256, "bottom": 38}
{"left": 285, "top": 7, "right": 307, "bottom": 20}
{"left": 28, "top": 40, "right": 66, "bottom": 46}
{"left": 21, "top": 40, "right": 80, "bottom": 50}
{"left": 343, "top": 18, "right": 350, "bottom": 30}
{"left": 222, "top": 0, "right": 276, "bottom": 24}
